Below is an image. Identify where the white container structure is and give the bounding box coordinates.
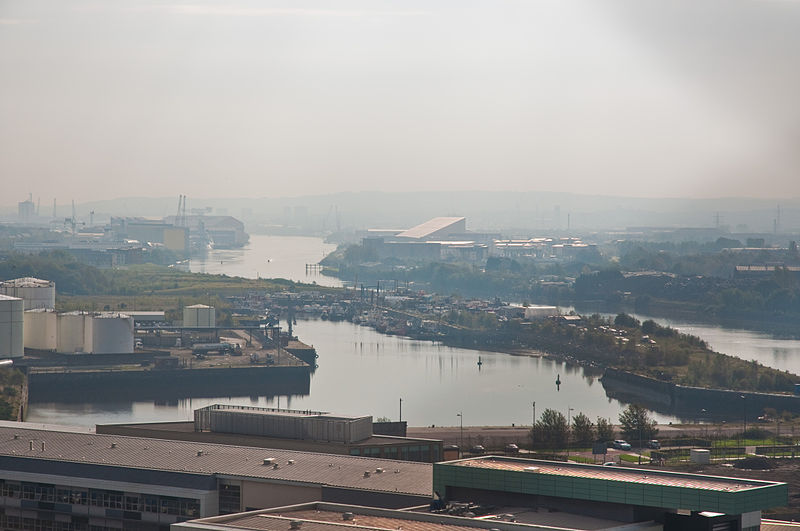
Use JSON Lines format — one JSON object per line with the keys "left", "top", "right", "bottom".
{"left": 24, "top": 309, "right": 58, "bottom": 351}
{"left": 184, "top": 304, "right": 215, "bottom": 328}
{"left": 0, "top": 295, "right": 24, "bottom": 358}
{"left": 91, "top": 313, "right": 134, "bottom": 354}
{"left": 0, "top": 277, "right": 55, "bottom": 310}
{"left": 57, "top": 311, "right": 93, "bottom": 354}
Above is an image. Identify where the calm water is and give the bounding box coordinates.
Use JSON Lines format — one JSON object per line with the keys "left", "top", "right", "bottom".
{"left": 26, "top": 318, "right": 666, "bottom": 427}
{"left": 190, "top": 234, "right": 341, "bottom": 287}
{"left": 25, "top": 235, "right": 800, "bottom": 426}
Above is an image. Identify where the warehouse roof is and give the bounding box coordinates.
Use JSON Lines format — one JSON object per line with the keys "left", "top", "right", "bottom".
{"left": 396, "top": 218, "right": 465, "bottom": 240}
{"left": 173, "top": 502, "right": 630, "bottom": 531}
{"left": 449, "top": 457, "right": 780, "bottom": 493}
{"left": 0, "top": 422, "right": 431, "bottom": 496}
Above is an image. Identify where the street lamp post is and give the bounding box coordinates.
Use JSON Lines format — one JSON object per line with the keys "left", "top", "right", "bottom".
{"left": 741, "top": 395, "right": 747, "bottom": 440}
{"left": 532, "top": 402, "right": 536, "bottom": 448}
{"left": 567, "top": 407, "right": 574, "bottom": 458}
{"left": 457, "top": 412, "right": 463, "bottom": 457}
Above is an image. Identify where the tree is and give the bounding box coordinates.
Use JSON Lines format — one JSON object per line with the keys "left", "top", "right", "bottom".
{"left": 619, "top": 404, "right": 658, "bottom": 443}
{"left": 571, "top": 412, "right": 595, "bottom": 446}
{"left": 614, "top": 313, "right": 639, "bottom": 329}
{"left": 596, "top": 417, "right": 615, "bottom": 442}
{"left": 533, "top": 409, "right": 568, "bottom": 449}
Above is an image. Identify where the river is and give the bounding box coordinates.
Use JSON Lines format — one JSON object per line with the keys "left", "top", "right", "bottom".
{"left": 189, "top": 234, "right": 341, "bottom": 287}
{"left": 24, "top": 235, "right": 800, "bottom": 427}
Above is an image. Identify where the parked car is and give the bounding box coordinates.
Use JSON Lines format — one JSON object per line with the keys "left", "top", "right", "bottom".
{"left": 646, "top": 440, "right": 661, "bottom": 449}
{"left": 505, "top": 443, "right": 520, "bottom": 454}
{"left": 470, "top": 445, "right": 486, "bottom": 454}
{"left": 612, "top": 440, "right": 632, "bottom": 450}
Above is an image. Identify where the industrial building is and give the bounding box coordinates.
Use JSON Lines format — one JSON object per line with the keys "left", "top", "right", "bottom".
{"left": 0, "top": 277, "right": 55, "bottom": 310}
{"left": 434, "top": 456, "right": 788, "bottom": 531}
{"left": 362, "top": 217, "right": 494, "bottom": 263}
{"left": 0, "top": 295, "right": 24, "bottom": 359}
{"left": 111, "top": 217, "right": 190, "bottom": 254}
{"left": 0, "top": 422, "right": 432, "bottom": 530}
{"left": 184, "top": 304, "right": 216, "bottom": 328}
{"left": 174, "top": 501, "right": 661, "bottom": 531}
{"left": 396, "top": 217, "right": 467, "bottom": 240}
{"left": 164, "top": 214, "right": 249, "bottom": 249}
{"left": 97, "top": 404, "right": 444, "bottom": 463}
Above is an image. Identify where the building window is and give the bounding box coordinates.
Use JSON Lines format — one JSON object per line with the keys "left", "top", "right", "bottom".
{"left": 125, "top": 494, "right": 141, "bottom": 511}
{"left": 219, "top": 484, "right": 241, "bottom": 515}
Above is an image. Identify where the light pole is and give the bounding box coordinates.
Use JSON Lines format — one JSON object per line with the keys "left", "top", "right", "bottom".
{"left": 399, "top": 398, "right": 402, "bottom": 423}
{"left": 741, "top": 395, "right": 747, "bottom": 440}
{"left": 457, "top": 412, "right": 463, "bottom": 458}
{"left": 567, "top": 407, "right": 574, "bottom": 458}
{"left": 532, "top": 401, "right": 536, "bottom": 448}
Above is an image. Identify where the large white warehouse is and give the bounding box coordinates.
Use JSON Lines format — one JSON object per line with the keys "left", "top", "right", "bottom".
{"left": 184, "top": 304, "right": 215, "bottom": 328}
{"left": 0, "top": 295, "right": 24, "bottom": 358}
{"left": 0, "top": 277, "right": 55, "bottom": 310}
{"left": 24, "top": 309, "right": 58, "bottom": 351}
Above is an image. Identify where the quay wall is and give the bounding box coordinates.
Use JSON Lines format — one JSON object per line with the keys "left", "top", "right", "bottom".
{"left": 28, "top": 365, "right": 310, "bottom": 403}
{"left": 601, "top": 368, "right": 800, "bottom": 418}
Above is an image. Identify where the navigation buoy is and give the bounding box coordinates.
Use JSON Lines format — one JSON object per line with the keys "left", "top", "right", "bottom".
{"left": 556, "top": 374, "right": 561, "bottom": 391}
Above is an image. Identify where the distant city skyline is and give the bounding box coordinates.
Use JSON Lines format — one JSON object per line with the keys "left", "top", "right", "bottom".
{"left": 2, "top": 0, "right": 800, "bottom": 203}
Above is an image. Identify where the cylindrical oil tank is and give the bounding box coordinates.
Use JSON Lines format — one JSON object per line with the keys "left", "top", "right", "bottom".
{"left": 24, "top": 309, "right": 58, "bottom": 351}
{"left": 57, "top": 311, "right": 92, "bottom": 354}
{"left": 183, "top": 304, "right": 216, "bottom": 328}
{"left": 0, "top": 295, "right": 24, "bottom": 358}
{"left": 0, "top": 277, "right": 55, "bottom": 310}
{"left": 91, "top": 313, "right": 134, "bottom": 354}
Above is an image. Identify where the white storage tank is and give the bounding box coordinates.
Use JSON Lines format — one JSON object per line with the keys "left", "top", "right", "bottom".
{"left": 0, "top": 277, "right": 56, "bottom": 310}
{"left": 57, "top": 311, "right": 92, "bottom": 354}
{"left": 184, "top": 304, "right": 215, "bottom": 328}
{"left": 91, "top": 313, "right": 134, "bottom": 354}
{"left": 0, "top": 295, "right": 24, "bottom": 358}
{"left": 24, "top": 309, "right": 58, "bottom": 351}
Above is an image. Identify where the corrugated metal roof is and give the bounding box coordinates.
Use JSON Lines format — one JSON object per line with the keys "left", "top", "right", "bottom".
{"left": 396, "top": 218, "right": 465, "bottom": 240}
{"left": 450, "top": 457, "right": 779, "bottom": 493}
{"left": 0, "top": 423, "right": 431, "bottom": 496}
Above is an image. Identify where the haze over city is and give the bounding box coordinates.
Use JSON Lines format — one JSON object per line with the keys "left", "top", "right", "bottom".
{"left": 3, "top": 0, "right": 800, "bottom": 203}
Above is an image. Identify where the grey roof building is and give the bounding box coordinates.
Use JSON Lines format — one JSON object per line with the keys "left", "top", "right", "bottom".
{"left": 0, "top": 422, "right": 432, "bottom": 531}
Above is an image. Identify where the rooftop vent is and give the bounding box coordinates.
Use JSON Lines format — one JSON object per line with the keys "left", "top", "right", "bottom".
{"left": 13, "top": 434, "right": 19, "bottom": 440}
{"left": 110, "top": 443, "right": 117, "bottom": 449}
{"left": 273, "top": 463, "right": 280, "bottom": 470}
{"left": 375, "top": 467, "right": 384, "bottom": 474}
{"left": 263, "top": 458, "right": 275, "bottom": 466}
{"left": 41, "top": 441, "right": 45, "bottom": 452}
{"left": 342, "top": 513, "right": 355, "bottom": 521}
{"left": 363, "top": 471, "right": 371, "bottom": 478}
{"left": 288, "top": 459, "right": 295, "bottom": 465}
{"left": 197, "top": 451, "right": 204, "bottom": 457}
{"left": 290, "top": 521, "right": 303, "bottom": 530}
{"left": 523, "top": 467, "right": 540, "bottom": 473}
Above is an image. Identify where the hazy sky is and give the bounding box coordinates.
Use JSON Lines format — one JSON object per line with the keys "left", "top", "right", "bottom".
{"left": 2, "top": 0, "right": 799, "bottom": 205}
